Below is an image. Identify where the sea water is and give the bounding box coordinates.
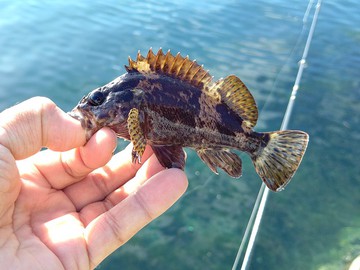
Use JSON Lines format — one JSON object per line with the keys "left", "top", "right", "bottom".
{"left": 1, "top": 1, "right": 359, "bottom": 269}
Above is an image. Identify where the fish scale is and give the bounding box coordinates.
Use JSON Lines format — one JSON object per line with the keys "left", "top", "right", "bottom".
{"left": 70, "top": 48, "right": 309, "bottom": 192}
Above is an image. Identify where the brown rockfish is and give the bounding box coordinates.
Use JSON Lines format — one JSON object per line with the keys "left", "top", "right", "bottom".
{"left": 70, "top": 48, "right": 309, "bottom": 192}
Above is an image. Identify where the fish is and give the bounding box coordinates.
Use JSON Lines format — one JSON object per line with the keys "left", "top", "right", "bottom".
{"left": 70, "top": 48, "right": 309, "bottom": 192}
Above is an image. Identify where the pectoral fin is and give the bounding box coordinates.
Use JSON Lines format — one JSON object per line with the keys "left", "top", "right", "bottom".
{"left": 127, "top": 108, "right": 146, "bottom": 163}
{"left": 151, "top": 145, "right": 186, "bottom": 170}
{"left": 197, "top": 148, "right": 242, "bottom": 177}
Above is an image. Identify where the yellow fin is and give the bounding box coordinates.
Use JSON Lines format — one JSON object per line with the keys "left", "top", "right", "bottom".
{"left": 125, "top": 48, "right": 213, "bottom": 88}
{"left": 212, "top": 75, "right": 258, "bottom": 129}
{"left": 127, "top": 108, "right": 146, "bottom": 163}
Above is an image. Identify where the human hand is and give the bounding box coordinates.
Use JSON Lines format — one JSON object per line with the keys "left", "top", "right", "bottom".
{"left": 0, "top": 97, "right": 188, "bottom": 270}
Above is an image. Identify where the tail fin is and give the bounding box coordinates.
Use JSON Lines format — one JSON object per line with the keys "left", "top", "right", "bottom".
{"left": 252, "top": 130, "right": 309, "bottom": 192}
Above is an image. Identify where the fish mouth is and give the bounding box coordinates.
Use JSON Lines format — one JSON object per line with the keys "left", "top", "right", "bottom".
{"left": 69, "top": 107, "right": 129, "bottom": 141}
{"left": 68, "top": 109, "right": 83, "bottom": 122}
{"left": 68, "top": 108, "right": 100, "bottom": 141}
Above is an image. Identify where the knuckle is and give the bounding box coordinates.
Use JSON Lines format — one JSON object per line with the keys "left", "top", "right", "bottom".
{"left": 103, "top": 210, "right": 126, "bottom": 246}
{"left": 133, "top": 190, "right": 155, "bottom": 221}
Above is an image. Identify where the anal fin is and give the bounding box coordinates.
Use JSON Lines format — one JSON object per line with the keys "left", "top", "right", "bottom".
{"left": 197, "top": 148, "right": 242, "bottom": 177}
{"left": 151, "top": 145, "right": 186, "bottom": 170}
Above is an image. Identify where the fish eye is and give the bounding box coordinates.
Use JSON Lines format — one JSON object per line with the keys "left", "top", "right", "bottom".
{"left": 88, "top": 90, "right": 105, "bottom": 106}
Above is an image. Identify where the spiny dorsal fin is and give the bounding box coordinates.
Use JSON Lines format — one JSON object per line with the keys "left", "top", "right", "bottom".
{"left": 211, "top": 75, "right": 258, "bottom": 129}
{"left": 125, "top": 48, "right": 213, "bottom": 88}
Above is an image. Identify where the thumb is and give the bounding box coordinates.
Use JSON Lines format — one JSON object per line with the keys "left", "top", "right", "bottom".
{"left": 0, "top": 97, "right": 86, "bottom": 223}
{"left": 0, "top": 97, "right": 86, "bottom": 160}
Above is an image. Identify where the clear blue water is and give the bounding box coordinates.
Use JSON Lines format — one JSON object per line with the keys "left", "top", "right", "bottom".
{"left": 1, "top": 1, "right": 359, "bottom": 269}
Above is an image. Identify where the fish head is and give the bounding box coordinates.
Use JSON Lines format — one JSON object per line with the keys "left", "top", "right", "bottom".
{"left": 70, "top": 74, "right": 144, "bottom": 140}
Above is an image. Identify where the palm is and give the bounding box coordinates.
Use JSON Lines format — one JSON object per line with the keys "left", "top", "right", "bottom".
{"left": 5, "top": 140, "right": 170, "bottom": 270}
{"left": 9, "top": 183, "right": 85, "bottom": 269}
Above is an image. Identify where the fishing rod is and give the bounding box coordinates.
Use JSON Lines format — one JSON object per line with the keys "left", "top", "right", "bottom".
{"left": 232, "top": 1, "right": 322, "bottom": 269}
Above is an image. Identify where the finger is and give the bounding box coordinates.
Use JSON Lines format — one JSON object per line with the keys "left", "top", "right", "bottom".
{"left": 84, "top": 169, "right": 188, "bottom": 268}
{"left": 0, "top": 145, "right": 21, "bottom": 223}
{"left": 20, "top": 127, "right": 117, "bottom": 189}
{"left": 0, "top": 97, "right": 86, "bottom": 160}
{"left": 64, "top": 144, "right": 155, "bottom": 209}
{"left": 77, "top": 153, "right": 165, "bottom": 224}
{"left": 106, "top": 153, "right": 166, "bottom": 205}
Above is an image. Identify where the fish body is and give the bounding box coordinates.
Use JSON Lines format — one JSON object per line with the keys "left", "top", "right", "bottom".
{"left": 71, "top": 49, "right": 309, "bottom": 191}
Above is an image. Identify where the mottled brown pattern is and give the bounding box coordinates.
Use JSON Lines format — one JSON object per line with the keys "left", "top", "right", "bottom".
{"left": 70, "top": 48, "right": 309, "bottom": 192}
{"left": 136, "top": 79, "right": 162, "bottom": 94}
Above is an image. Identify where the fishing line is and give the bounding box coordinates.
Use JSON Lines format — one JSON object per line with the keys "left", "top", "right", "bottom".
{"left": 259, "top": 0, "right": 314, "bottom": 117}
{"left": 231, "top": 183, "right": 266, "bottom": 270}
{"left": 232, "top": 1, "right": 322, "bottom": 269}
{"left": 183, "top": 1, "right": 315, "bottom": 200}
{"left": 182, "top": 172, "right": 216, "bottom": 198}
{"left": 181, "top": 0, "right": 314, "bottom": 200}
